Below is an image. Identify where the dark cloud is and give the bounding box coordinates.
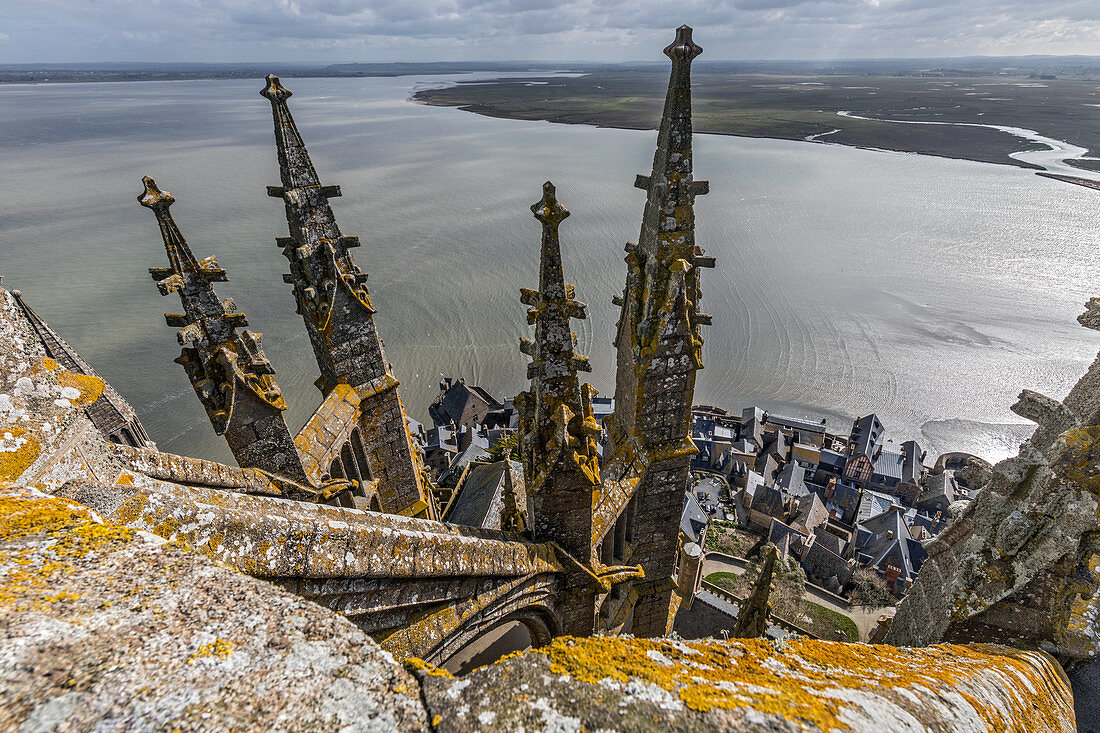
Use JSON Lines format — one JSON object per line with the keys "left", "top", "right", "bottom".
{"left": 0, "top": 0, "right": 1096, "bottom": 62}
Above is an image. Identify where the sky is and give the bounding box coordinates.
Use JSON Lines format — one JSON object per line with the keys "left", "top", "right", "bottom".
{"left": 2, "top": 0, "right": 1099, "bottom": 64}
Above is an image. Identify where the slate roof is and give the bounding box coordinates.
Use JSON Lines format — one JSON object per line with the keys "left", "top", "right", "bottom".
{"left": 444, "top": 460, "right": 525, "bottom": 530}
{"left": 850, "top": 414, "right": 885, "bottom": 459}
{"left": 428, "top": 379, "right": 502, "bottom": 430}
{"left": 732, "top": 439, "right": 757, "bottom": 454}
{"left": 872, "top": 447, "right": 905, "bottom": 483}
{"left": 825, "top": 481, "right": 862, "bottom": 523}
{"left": 740, "top": 406, "right": 766, "bottom": 448}
{"left": 750, "top": 484, "right": 785, "bottom": 518}
{"left": 909, "top": 510, "right": 950, "bottom": 537}
{"left": 791, "top": 492, "right": 828, "bottom": 533}
{"left": 776, "top": 462, "right": 809, "bottom": 499}
{"left": 768, "top": 518, "right": 808, "bottom": 558}
{"left": 856, "top": 489, "right": 897, "bottom": 525}
{"left": 743, "top": 470, "right": 766, "bottom": 502}
{"left": 755, "top": 453, "right": 779, "bottom": 481}
{"left": 855, "top": 506, "right": 921, "bottom": 579}
{"left": 681, "top": 491, "right": 709, "bottom": 545}
{"left": 917, "top": 470, "right": 957, "bottom": 512}
{"left": 765, "top": 414, "right": 828, "bottom": 435}
{"left": 811, "top": 526, "right": 845, "bottom": 556}
{"left": 802, "top": 540, "right": 853, "bottom": 586}
{"left": 818, "top": 450, "right": 847, "bottom": 471}
{"left": 900, "top": 439, "right": 924, "bottom": 484}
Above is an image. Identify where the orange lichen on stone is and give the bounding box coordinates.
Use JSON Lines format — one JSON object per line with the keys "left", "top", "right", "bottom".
{"left": 0, "top": 495, "right": 133, "bottom": 558}
{"left": 187, "top": 638, "right": 234, "bottom": 663}
{"left": 0, "top": 493, "right": 133, "bottom": 611}
{"left": 528, "top": 635, "right": 1073, "bottom": 732}
{"left": 404, "top": 657, "right": 453, "bottom": 678}
{"left": 0, "top": 426, "right": 40, "bottom": 482}
{"left": 54, "top": 369, "right": 105, "bottom": 408}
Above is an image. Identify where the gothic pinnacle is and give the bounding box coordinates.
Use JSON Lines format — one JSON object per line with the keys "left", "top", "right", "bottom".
{"left": 261, "top": 76, "right": 435, "bottom": 517}
{"left": 517, "top": 181, "right": 600, "bottom": 489}
{"left": 138, "top": 176, "right": 308, "bottom": 482}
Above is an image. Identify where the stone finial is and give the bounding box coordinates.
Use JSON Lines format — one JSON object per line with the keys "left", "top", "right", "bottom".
{"left": 260, "top": 74, "right": 293, "bottom": 104}
{"left": 531, "top": 181, "right": 569, "bottom": 227}
{"left": 664, "top": 25, "right": 702, "bottom": 64}
{"left": 138, "top": 175, "right": 175, "bottom": 211}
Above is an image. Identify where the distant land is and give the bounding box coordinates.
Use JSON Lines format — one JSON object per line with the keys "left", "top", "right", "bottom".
{"left": 0, "top": 61, "right": 610, "bottom": 84}
{"left": 7, "top": 56, "right": 1100, "bottom": 175}
{"left": 411, "top": 56, "right": 1100, "bottom": 173}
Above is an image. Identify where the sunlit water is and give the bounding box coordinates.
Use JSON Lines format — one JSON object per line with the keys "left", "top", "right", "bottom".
{"left": 2, "top": 74, "right": 1098, "bottom": 466}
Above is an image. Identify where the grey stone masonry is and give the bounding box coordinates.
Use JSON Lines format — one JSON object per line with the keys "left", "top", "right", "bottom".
{"left": 11, "top": 289, "right": 154, "bottom": 449}
{"left": 606, "top": 25, "right": 714, "bottom": 637}
{"left": 138, "top": 176, "right": 309, "bottom": 483}
{"left": 261, "top": 76, "right": 434, "bottom": 518}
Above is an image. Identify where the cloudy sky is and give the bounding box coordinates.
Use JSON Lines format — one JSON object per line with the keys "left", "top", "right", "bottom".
{"left": 2, "top": 0, "right": 1099, "bottom": 64}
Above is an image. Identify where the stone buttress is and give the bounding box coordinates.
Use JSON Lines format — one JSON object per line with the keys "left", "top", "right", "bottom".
{"left": 605, "top": 25, "right": 714, "bottom": 636}
{"left": 261, "top": 75, "right": 435, "bottom": 518}
{"left": 10, "top": 289, "right": 154, "bottom": 450}
{"left": 887, "top": 295, "right": 1100, "bottom": 665}
{"left": 138, "top": 176, "right": 309, "bottom": 484}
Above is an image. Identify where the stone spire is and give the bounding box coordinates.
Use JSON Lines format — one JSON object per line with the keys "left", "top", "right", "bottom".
{"left": 515, "top": 182, "right": 603, "bottom": 559}
{"left": 261, "top": 75, "right": 435, "bottom": 518}
{"left": 614, "top": 23, "right": 713, "bottom": 388}
{"left": 605, "top": 25, "right": 715, "bottom": 638}
{"left": 11, "top": 290, "right": 154, "bottom": 449}
{"left": 733, "top": 547, "right": 778, "bottom": 639}
{"left": 139, "top": 176, "right": 308, "bottom": 483}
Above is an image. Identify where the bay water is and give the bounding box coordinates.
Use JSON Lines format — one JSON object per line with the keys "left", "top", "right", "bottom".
{"left": 2, "top": 74, "right": 1097, "bottom": 465}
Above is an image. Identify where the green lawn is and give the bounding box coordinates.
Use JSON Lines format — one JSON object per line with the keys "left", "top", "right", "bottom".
{"left": 704, "top": 521, "right": 763, "bottom": 558}
{"left": 800, "top": 601, "right": 859, "bottom": 642}
{"left": 703, "top": 572, "right": 859, "bottom": 642}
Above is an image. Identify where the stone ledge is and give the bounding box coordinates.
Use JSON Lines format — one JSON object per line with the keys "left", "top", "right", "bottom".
{"left": 415, "top": 635, "right": 1075, "bottom": 732}
{"left": 0, "top": 484, "right": 427, "bottom": 732}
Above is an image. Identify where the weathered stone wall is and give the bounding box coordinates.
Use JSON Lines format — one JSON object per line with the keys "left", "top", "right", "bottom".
{"left": 2, "top": 483, "right": 1076, "bottom": 732}
{"left": 887, "top": 299, "right": 1100, "bottom": 667}
{"left": 412, "top": 635, "right": 1075, "bottom": 732}
{"left": 0, "top": 484, "right": 427, "bottom": 732}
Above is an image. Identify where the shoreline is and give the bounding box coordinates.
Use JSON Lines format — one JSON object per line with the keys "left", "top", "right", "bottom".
{"left": 416, "top": 95, "right": 1057, "bottom": 173}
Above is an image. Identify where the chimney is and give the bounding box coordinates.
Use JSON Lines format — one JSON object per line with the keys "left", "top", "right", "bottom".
{"left": 458, "top": 425, "right": 472, "bottom": 452}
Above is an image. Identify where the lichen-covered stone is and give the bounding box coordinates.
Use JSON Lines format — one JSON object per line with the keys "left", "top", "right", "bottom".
{"left": 888, "top": 298, "right": 1100, "bottom": 667}
{"left": 0, "top": 484, "right": 426, "bottom": 731}
{"left": 416, "top": 635, "right": 1075, "bottom": 732}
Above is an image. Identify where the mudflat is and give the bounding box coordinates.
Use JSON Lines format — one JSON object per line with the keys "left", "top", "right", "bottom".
{"left": 414, "top": 71, "right": 1100, "bottom": 170}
